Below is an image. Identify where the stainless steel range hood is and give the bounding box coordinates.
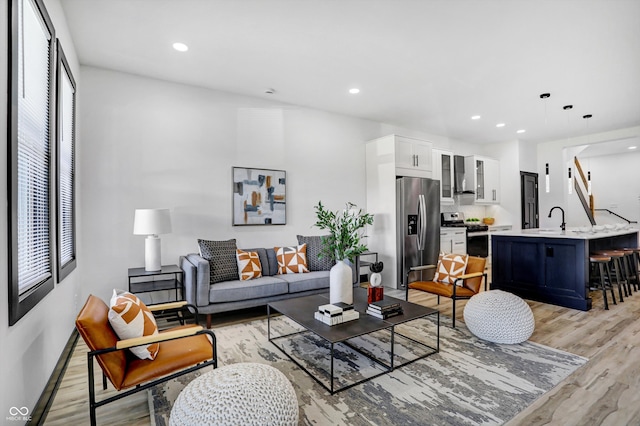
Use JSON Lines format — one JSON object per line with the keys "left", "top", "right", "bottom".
{"left": 454, "top": 155, "right": 474, "bottom": 194}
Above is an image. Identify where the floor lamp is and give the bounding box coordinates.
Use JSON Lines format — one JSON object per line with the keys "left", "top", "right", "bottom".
{"left": 133, "top": 208, "right": 172, "bottom": 271}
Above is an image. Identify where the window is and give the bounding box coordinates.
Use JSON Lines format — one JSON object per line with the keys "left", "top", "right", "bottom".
{"left": 56, "top": 43, "right": 77, "bottom": 281}
{"left": 8, "top": 0, "right": 56, "bottom": 325}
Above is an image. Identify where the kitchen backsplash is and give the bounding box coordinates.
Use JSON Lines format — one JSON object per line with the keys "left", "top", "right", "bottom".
{"left": 441, "top": 203, "right": 486, "bottom": 221}
{"left": 441, "top": 201, "right": 513, "bottom": 226}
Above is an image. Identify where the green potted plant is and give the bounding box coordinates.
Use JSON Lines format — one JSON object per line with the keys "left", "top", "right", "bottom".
{"left": 314, "top": 201, "right": 374, "bottom": 262}
{"left": 314, "top": 201, "right": 374, "bottom": 304}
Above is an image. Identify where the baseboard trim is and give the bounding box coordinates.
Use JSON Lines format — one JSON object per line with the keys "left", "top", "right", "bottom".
{"left": 31, "top": 329, "right": 79, "bottom": 425}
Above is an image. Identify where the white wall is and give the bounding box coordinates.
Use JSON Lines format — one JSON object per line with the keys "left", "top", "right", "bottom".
{"left": 519, "top": 139, "right": 537, "bottom": 174}
{"left": 537, "top": 126, "right": 640, "bottom": 228}
{"left": 484, "top": 140, "right": 521, "bottom": 228}
{"left": 574, "top": 151, "right": 640, "bottom": 226}
{"left": 79, "top": 67, "right": 456, "bottom": 302}
{"left": 1, "top": 0, "right": 83, "bottom": 420}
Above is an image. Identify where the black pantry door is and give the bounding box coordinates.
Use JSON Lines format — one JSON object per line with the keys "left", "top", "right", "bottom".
{"left": 521, "top": 171, "right": 539, "bottom": 229}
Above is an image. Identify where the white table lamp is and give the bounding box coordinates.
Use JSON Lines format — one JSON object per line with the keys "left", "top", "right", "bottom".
{"left": 133, "top": 208, "right": 172, "bottom": 271}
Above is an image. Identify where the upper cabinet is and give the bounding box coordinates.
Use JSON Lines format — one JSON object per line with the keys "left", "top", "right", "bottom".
{"left": 367, "top": 135, "right": 432, "bottom": 178}
{"left": 432, "top": 148, "right": 454, "bottom": 204}
{"left": 464, "top": 155, "right": 500, "bottom": 204}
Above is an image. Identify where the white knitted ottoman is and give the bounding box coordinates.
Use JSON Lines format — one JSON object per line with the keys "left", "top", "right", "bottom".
{"left": 463, "top": 290, "right": 535, "bottom": 344}
{"left": 169, "top": 362, "right": 298, "bottom": 426}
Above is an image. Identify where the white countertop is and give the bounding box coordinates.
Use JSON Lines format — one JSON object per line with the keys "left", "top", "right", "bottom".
{"left": 488, "top": 224, "right": 512, "bottom": 231}
{"left": 492, "top": 226, "right": 640, "bottom": 240}
{"left": 440, "top": 224, "right": 513, "bottom": 231}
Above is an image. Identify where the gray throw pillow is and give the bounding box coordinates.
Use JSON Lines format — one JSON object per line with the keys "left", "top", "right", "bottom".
{"left": 198, "top": 239, "right": 239, "bottom": 284}
{"left": 297, "top": 235, "right": 335, "bottom": 271}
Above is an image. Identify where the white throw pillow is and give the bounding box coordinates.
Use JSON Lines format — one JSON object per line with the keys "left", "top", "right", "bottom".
{"left": 108, "top": 289, "right": 159, "bottom": 360}
{"left": 434, "top": 253, "right": 469, "bottom": 285}
{"left": 274, "top": 244, "right": 309, "bottom": 274}
{"left": 236, "top": 249, "right": 263, "bottom": 280}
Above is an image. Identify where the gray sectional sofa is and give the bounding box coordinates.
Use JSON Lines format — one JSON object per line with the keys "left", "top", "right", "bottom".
{"left": 180, "top": 237, "right": 359, "bottom": 328}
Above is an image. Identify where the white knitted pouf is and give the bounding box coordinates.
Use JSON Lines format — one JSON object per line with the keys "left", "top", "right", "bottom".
{"left": 169, "top": 363, "right": 298, "bottom": 426}
{"left": 463, "top": 290, "right": 535, "bottom": 344}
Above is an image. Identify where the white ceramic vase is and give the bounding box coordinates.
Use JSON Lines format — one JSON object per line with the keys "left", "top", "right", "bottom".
{"left": 370, "top": 272, "right": 382, "bottom": 287}
{"left": 330, "top": 260, "right": 353, "bottom": 304}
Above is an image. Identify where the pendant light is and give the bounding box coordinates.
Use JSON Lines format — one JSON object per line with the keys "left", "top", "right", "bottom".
{"left": 583, "top": 114, "right": 593, "bottom": 196}
{"left": 545, "top": 163, "right": 550, "bottom": 193}
{"left": 540, "top": 93, "right": 551, "bottom": 192}
{"left": 564, "top": 105, "right": 573, "bottom": 194}
{"left": 540, "top": 93, "right": 551, "bottom": 124}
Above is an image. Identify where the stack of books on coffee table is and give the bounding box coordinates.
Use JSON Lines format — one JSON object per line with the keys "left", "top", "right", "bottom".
{"left": 366, "top": 299, "right": 403, "bottom": 319}
{"left": 314, "top": 302, "right": 360, "bottom": 326}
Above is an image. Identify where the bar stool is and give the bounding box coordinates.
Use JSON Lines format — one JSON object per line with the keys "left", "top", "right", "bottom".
{"left": 594, "top": 250, "right": 627, "bottom": 301}
{"left": 614, "top": 249, "right": 636, "bottom": 295}
{"left": 621, "top": 248, "right": 640, "bottom": 292}
{"left": 589, "top": 254, "right": 615, "bottom": 310}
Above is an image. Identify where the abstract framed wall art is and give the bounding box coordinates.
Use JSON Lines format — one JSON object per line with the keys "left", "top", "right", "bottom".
{"left": 232, "top": 167, "right": 286, "bottom": 225}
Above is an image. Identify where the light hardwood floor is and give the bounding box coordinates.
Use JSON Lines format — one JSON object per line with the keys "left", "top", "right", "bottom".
{"left": 44, "top": 287, "right": 640, "bottom": 425}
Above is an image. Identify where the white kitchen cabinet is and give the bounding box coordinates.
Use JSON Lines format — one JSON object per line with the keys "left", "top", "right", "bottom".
{"left": 369, "top": 134, "right": 432, "bottom": 178}
{"left": 484, "top": 158, "right": 500, "bottom": 203}
{"left": 365, "top": 135, "right": 434, "bottom": 289}
{"left": 432, "top": 149, "right": 455, "bottom": 205}
{"left": 440, "top": 228, "right": 467, "bottom": 254}
{"left": 464, "top": 155, "right": 500, "bottom": 204}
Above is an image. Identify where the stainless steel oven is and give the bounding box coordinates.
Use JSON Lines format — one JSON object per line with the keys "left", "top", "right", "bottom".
{"left": 441, "top": 212, "right": 489, "bottom": 257}
{"left": 466, "top": 231, "right": 489, "bottom": 257}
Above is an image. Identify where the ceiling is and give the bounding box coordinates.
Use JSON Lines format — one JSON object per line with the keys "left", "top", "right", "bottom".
{"left": 59, "top": 0, "right": 640, "bottom": 145}
{"left": 578, "top": 136, "right": 639, "bottom": 158}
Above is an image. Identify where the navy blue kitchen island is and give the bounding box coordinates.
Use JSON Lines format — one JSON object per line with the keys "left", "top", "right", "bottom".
{"left": 491, "top": 228, "right": 639, "bottom": 311}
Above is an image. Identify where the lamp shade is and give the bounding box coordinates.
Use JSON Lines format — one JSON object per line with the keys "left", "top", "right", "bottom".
{"left": 133, "top": 209, "right": 172, "bottom": 235}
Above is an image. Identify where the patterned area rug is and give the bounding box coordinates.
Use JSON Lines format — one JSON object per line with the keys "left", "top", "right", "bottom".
{"left": 149, "top": 315, "right": 586, "bottom": 425}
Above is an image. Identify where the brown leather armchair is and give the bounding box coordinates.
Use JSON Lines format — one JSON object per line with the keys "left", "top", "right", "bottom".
{"left": 75, "top": 295, "right": 217, "bottom": 425}
{"left": 405, "top": 256, "right": 487, "bottom": 328}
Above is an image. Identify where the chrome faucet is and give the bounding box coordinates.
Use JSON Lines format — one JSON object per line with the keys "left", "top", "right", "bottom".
{"left": 548, "top": 206, "right": 566, "bottom": 231}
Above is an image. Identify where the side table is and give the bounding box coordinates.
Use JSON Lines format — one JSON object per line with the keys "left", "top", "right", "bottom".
{"left": 128, "top": 264, "right": 184, "bottom": 302}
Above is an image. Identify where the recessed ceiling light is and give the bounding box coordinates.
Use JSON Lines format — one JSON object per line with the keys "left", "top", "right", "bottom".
{"left": 516, "top": 129, "right": 526, "bottom": 134}
{"left": 629, "top": 146, "right": 637, "bottom": 150}
{"left": 349, "top": 88, "right": 360, "bottom": 94}
{"left": 496, "top": 123, "right": 506, "bottom": 128}
{"left": 172, "top": 42, "right": 189, "bottom": 52}
{"left": 471, "top": 115, "right": 481, "bottom": 120}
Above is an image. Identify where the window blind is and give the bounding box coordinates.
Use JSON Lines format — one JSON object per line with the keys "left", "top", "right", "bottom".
{"left": 58, "top": 46, "right": 76, "bottom": 273}
{"left": 16, "top": 0, "right": 53, "bottom": 294}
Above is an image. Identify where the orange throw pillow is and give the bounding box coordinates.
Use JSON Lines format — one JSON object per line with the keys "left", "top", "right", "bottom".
{"left": 108, "top": 289, "right": 159, "bottom": 360}
{"left": 274, "top": 244, "right": 309, "bottom": 274}
{"left": 434, "top": 253, "right": 469, "bottom": 285}
{"left": 236, "top": 249, "right": 263, "bottom": 280}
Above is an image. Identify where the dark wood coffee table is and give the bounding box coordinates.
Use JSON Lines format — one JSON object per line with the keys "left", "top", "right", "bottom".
{"left": 267, "top": 287, "right": 439, "bottom": 394}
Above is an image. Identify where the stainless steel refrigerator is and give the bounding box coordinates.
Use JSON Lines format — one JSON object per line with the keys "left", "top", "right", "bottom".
{"left": 395, "top": 177, "right": 441, "bottom": 288}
